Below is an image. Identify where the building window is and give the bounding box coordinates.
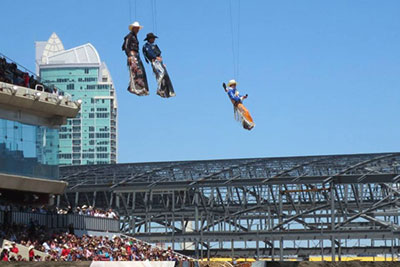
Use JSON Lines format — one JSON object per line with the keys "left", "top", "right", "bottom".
{"left": 98, "top": 85, "right": 109, "bottom": 90}
{"left": 96, "top": 133, "right": 109, "bottom": 138}
{"left": 97, "top": 141, "right": 109, "bottom": 145}
{"left": 59, "top": 154, "right": 72, "bottom": 159}
{"left": 78, "top": 77, "right": 96, "bottom": 82}
{"left": 73, "top": 140, "right": 81, "bottom": 145}
{"left": 59, "top": 134, "right": 71, "bottom": 139}
{"left": 67, "top": 84, "right": 74, "bottom": 90}
{"left": 84, "top": 68, "right": 89, "bottom": 74}
{"left": 96, "top": 113, "right": 109, "bottom": 118}
{"left": 83, "top": 153, "right": 95, "bottom": 159}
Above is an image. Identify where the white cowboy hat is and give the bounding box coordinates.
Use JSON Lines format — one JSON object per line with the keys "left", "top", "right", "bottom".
{"left": 227, "top": 79, "right": 237, "bottom": 87}
{"left": 129, "top": 21, "right": 143, "bottom": 31}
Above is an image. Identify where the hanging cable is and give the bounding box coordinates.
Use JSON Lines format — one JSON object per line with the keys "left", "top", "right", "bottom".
{"left": 128, "top": 0, "right": 132, "bottom": 22}
{"left": 228, "top": 0, "right": 236, "bottom": 79}
{"left": 154, "top": 0, "right": 158, "bottom": 34}
{"left": 150, "top": 0, "right": 158, "bottom": 34}
{"left": 228, "top": 0, "right": 241, "bottom": 79}
{"left": 134, "top": 0, "right": 137, "bottom": 20}
{"left": 150, "top": 0, "right": 155, "bottom": 32}
{"left": 237, "top": 0, "right": 241, "bottom": 80}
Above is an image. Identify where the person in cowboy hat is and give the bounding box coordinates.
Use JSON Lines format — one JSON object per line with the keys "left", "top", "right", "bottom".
{"left": 225, "top": 79, "right": 247, "bottom": 103}
{"left": 143, "top": 33, "right": 162, "bottom": 63}
{"left": 142, "top": 32, "right": 175, "bottom": 97}
{"left": 122, "top": 21, "right": 149, "bottom": 95}
{"left": 223, "top": 79, "right": 255, "bottom": 130}
{"left": 123, "top": 21, "right": 143, "bottom": 57}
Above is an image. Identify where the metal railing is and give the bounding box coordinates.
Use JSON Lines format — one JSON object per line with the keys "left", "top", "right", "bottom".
{"left": 5, "top": 211, "right": 119, "bottom": 232}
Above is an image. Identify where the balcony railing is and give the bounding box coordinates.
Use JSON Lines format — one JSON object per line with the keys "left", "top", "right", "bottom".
{"left": 2, "top": 211, "right": 119, "bottom": 232}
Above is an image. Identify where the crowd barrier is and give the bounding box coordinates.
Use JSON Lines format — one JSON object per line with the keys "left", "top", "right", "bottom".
{"left": 3, "top": 211, "right": 119, "bottom": 232}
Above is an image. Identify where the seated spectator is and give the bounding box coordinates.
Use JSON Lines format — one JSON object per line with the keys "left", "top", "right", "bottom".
{"left": 28, "top": 245, "right": 35, "bottom": 261}
{"left": 10, "top": 242, "right": 18, "bottom": 254}
{"left": 23, "top": 72, "right": 29, "bottom": 88}
{"left": 1, "top": 248, "right": 9, "bottom": 261}
{"left": 29, "top": 75, "right": 36, "bottom": 89}
{"left": 0, "top": 219, "right": 190, "bottom": 262}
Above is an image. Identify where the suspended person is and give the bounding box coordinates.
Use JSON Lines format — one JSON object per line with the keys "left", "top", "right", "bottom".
{"left": 223, "top": 80, "right": 255, "bottom": 130}
{"left": 142, "top": 33, "right": 175, "bottom": 98}
{"left": 122, "top": 21, "right": 149, "bottom": 96}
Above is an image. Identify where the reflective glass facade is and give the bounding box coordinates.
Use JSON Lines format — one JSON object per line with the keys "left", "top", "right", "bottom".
{"left": 40, "top": 67, "right": 117, "bottom": 165}
{"left": 0, "top": 119, "right": 59, "bottom": 179}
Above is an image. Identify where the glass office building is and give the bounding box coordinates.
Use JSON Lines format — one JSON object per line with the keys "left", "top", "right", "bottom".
{"left": 36, "top": 33, "right": 117, "bottom": 165}
{"left": 0, "top": 119, "right": 59, "bottom": 179}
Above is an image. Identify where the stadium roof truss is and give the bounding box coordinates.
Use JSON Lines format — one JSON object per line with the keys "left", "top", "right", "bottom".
{"left": 60, "top": 153, "right": 400, "bottom": 259}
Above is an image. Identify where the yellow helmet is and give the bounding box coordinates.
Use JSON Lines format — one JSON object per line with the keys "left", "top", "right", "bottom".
{"left": 227, "top": 79, "right": 237, "bottom": 87}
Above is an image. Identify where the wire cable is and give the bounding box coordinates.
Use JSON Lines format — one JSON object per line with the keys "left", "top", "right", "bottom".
{"left": 154, "top": 0, "right": 158, "bottom": 34}
{"left": 150, "top": 0, "right": 154, "bottom": 32}
{"left": 134, "top": 0, "right": 137, "bottom": 20}
{"left": 237, "top": 0, "right": 241, "bottom": 80}
{"left": 128, "top": 0, "right": 132, "bottom": 22}
{"left": 228, "top": 0, "right": 237, "bottom": 79}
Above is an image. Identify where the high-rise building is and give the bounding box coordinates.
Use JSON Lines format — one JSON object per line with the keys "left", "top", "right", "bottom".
{"left": 36, "top": 33, "right": 117, "bottom": 165}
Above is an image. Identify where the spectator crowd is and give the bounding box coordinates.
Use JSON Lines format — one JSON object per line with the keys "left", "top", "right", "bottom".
{"left": 0, "top": 202, "right": 118, "bottom": 220}
{"left": 57, "top": 205, "right": 119, "bottom": 219}
{"left": 0, "top": 223, "right": 189, "bottom": 262}
{"left": 0, "top": 56, "right": 59, "bottom": 94}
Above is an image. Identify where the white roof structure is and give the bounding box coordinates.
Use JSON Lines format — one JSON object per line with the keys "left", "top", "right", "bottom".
{"left": 37, "top": 33, "right": 101, "bottom": 67}
{"left": 41, "top": 32, "right": 65, "bottom": 63}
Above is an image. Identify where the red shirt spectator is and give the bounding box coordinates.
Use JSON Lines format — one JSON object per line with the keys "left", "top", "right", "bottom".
{"left": 61, "top": 247, "right": 70, "bottom": 257}
{"left": 11, "top": 242, "right": 19, "bottom": 254}
{"left": 23, "top": 73, "right": 29, "bottom": 88}
{"left": 28, "top": 246, "right": 35, "bottom": 261}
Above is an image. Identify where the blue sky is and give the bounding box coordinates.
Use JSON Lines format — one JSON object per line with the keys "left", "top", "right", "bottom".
{"left": 1, "top": 0, "right": 399, "bottom": 163}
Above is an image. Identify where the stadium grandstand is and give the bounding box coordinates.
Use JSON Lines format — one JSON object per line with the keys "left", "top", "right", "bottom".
{"left": 0, "top": 54, "right": 191, "bottom": 264}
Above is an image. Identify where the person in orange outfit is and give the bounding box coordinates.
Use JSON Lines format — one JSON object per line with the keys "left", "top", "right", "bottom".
{"left": 223, "top": 79, "right": 255, "bottom": 130}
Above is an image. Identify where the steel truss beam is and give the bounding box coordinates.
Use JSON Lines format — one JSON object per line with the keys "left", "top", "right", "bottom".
{"left": 60, "top": 153, "right": 400, "bottom": 260}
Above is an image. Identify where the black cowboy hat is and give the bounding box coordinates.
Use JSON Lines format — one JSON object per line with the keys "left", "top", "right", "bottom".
{"left": 144, "top": 33, "right": 158, "bottom": 41}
